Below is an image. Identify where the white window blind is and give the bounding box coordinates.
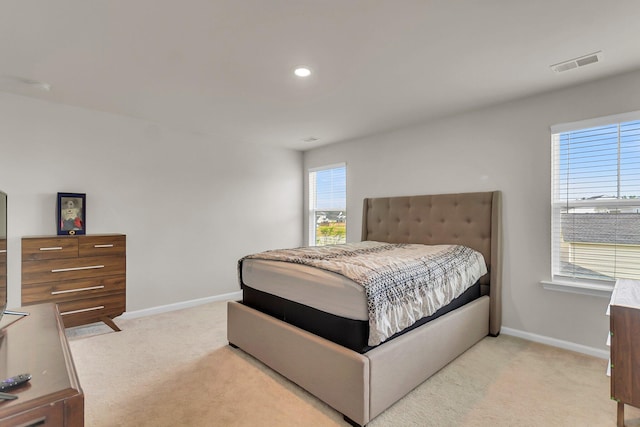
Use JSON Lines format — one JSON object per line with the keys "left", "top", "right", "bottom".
{"left": 309, "top": 164, "right": 346, "bottom": 246}
{"left": 551, "top": 112, "right": 640, "bottom": 284}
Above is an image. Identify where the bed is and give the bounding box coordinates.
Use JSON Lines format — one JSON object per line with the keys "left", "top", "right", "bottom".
{"left": 227, "top": 191, "right": 502, "bottom": 426}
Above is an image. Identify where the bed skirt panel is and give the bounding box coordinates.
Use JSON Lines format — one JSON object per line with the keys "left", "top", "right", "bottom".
{"left": 228, "top": 296, "right": 489, "bottom": 426}
{"left": 227, "top": 301, "right": 370, "bottom": 424}
{"left": 367, "top": 295, "right": 490, "bottom": 419}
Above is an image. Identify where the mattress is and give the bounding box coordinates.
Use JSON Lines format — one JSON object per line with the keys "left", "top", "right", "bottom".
{"left": 241, "top": 258, "right": 368, "bottom": 320}
{"left": 241, "top": 253, "right": 482, "bottom": 352}
{"left": 241, "top": 282, "right": 481, "bottom": 353}
{"left": 241, "top": 242, "right": 487, "bottom": 346}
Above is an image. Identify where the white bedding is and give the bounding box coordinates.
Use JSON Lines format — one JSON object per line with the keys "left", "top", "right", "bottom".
{"left": 241, "top": 258, "right": 369, "bottom": 320}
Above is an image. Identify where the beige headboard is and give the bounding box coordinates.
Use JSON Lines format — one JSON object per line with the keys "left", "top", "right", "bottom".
{"left": 361, "top": 191, "right": 502, "bottom": 335}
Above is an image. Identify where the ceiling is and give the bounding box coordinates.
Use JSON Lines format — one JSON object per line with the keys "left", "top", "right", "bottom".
{"left": 2, "top": 1, "right": 640, "bottom": 151}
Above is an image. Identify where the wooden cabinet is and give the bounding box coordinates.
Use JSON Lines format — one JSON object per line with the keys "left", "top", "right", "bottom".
{"left": 610, "top": 296, "right": 640, "bottom": 426}
{"left": 0, "top": 238, "right": 6, "bottom": 307}
{"left": 21, "top": 234, "right": 126, "bottom": 331}
{"left": 0, "top": 303, "right": 84, "bottom": 426}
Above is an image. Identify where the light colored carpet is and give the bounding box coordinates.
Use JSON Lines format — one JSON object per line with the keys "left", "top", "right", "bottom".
{"left": 67, "top": 300, "right": 639, "bottom": 426}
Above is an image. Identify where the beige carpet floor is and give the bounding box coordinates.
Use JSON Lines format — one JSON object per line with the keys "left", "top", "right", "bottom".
{"left": 67, "top": 300, "right": 639, "bottom": 426}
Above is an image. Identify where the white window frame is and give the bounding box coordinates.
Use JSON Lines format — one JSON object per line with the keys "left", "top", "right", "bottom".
{"left": 308, "top": 163, "right": 346, "bottom": 246}
{"left": 543, "top": 110, "right": 640, "bottom": 297}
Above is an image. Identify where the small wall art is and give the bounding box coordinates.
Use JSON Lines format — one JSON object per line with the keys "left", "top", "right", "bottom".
{"left": 57, "top": 192, "right": 86, "bottom": 235}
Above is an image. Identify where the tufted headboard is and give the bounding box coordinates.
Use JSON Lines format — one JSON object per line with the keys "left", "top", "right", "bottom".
{"left": 361, "top": 191, "right": 502, "bottom": 335}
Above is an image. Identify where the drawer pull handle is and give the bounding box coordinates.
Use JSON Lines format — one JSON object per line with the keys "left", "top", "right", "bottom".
{"left": 0, "top": 249, "right": 5, "bottom": 254}
{"left": 17, "top": 416, "right": 47, "bottom": 426}
{"left": 52, "top": 285, "right": 105, "bottom": 295}
{"left": 51, "top": 265, "right": 104, "bottom": 273}
{"left": 61, "top": 306, "right": 104, "bottom": 316}
{"left": 94, "top": 244, "right": 114, "bottom": 248}
{"left": 40, "top": 246, "right": 63, "bottom": 251}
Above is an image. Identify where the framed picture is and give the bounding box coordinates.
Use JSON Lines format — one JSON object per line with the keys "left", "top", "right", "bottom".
{"left": 57, "top": 193, "right": 86, "bottom": 235}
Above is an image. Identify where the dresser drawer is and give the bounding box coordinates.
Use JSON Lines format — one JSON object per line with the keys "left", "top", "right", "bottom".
{"left": 0, "top": 260, "right": 5, "bottom": 292}
{"left": 22, "top": 237, "right": 78, "bottom": 261}
{"left": 22, "top": 256, "right": 125, "bottom": 285}
{"left": 22, "top": 276, "right": 126, "bottom": 305}
{"left": 58, "top": 294, "right": 125, "bottom": 328}
{"left": 78, "top": 235, "right": 126, "bottom": 257}
{"left": 1, "top": 399, "right": 64, "bottom": 426}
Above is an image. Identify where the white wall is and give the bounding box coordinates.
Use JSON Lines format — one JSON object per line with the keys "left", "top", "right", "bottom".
{"left": 304, "top": 69, "right": 640, "bottom": 352}
{"left": 0, "top": 92, "right": 303, "bottom": 311}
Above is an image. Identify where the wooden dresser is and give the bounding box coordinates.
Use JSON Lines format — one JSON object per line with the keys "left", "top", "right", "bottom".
{"left": 21, "top": 234, "right": 126, "bottom": 331}
{"left": 609, "top": 279, "right": 640, "bottom": 427}
{"left": 0, "top": 238, "right": 6, "bottom": 306}
{"left": 0, "top": 303, "right": 84, "bottom": 426}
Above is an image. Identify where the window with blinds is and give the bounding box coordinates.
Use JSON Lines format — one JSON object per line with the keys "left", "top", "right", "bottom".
{"left": 309, "top": 164, "right": 346, "bottom": 246}
{"left": 551, "top": 112, "right": 640, "bottom": 284}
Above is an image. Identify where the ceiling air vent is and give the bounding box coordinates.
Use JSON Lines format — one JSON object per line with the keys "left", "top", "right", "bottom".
{"left": 551, "top": 51, "right": 602, "bottom": 73}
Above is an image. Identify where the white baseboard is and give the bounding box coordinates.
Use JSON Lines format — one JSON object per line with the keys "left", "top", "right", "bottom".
{"left": 501, "top": 326, "right": 609, "bottom": 360}
{"left": 119, "top": 291, "right": 242, "bottom": 320}
{"left": 118, "top": 295, "right": 610, "bottom": 360}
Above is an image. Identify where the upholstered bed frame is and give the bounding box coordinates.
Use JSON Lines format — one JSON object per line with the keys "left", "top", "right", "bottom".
{"left": 227, "top": 191, "right": 502, "bottom": 426}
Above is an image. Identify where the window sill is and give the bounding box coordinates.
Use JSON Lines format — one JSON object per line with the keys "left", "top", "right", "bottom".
{"left": 540, "top": 280, "right": 614, "bottom": 298}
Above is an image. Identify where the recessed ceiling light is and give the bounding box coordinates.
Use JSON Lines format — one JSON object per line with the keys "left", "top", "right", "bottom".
{"left": 294, "top": 67, "right": 311, "bottom": 77}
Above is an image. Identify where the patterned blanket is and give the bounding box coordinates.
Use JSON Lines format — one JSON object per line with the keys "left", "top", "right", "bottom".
{"left": 241, "top": 241, "right": 487, "bottom": 346}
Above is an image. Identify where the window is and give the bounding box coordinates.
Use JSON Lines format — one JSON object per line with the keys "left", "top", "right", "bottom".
{"left": 551, "top": 112, "right": 640, "bottom": 285}
{"left": 309, "top": 164, "right": 346, "bottom": 246}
